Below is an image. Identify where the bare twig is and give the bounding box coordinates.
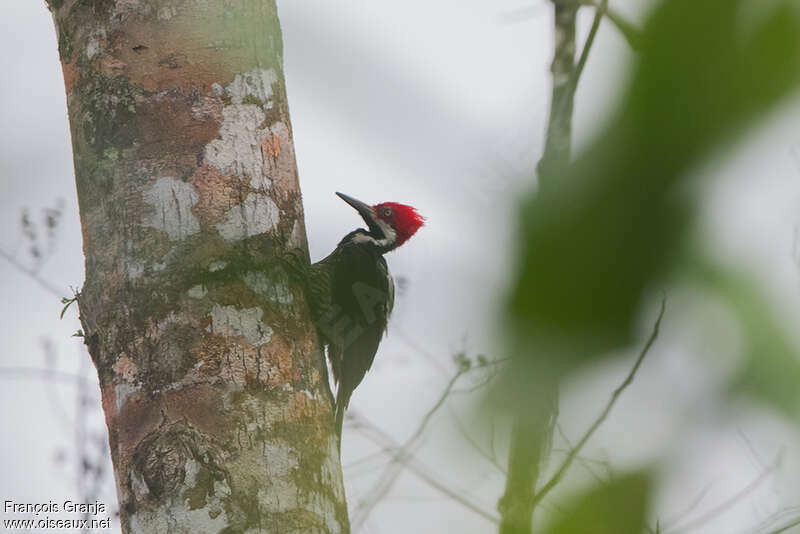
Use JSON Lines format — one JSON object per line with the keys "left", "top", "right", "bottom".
{"left": 450, "top": 365, "right": 501, "bottom": 395}
{"left": 0, "top": 247, "right": 64, "bottom": 297}
{"left": 344, "top": 449, "right": 392, "bottom": 472}
{"left": 352, "top": 365, "right": 471, "bottom": 530}
{"left": 570, "top": 0, "right": 608, "bottom": 91}
{"left": 393, "top": 329, "right": 450, "bottom": 376}
{"left": 577, "top": 0, "right": 642, "bottom": 50}
{"left": 554, "top": 423, "right": 610, "bottom": 483}
{"left": 499, "top": 0, "right": 642, "bottom": 51}
{"left": 660, "top": 480, "right": 717, "bottom": 531}
{"left": 668, "top": 450, "right": 783, "bottom": 533}
{"left": 530, "top": 297, "right": 666, "bottom": 510}
{"left": 737, "top": 429, "right": 768, "bottom": 472}
{"left": 350, "top": 355, "right": 509, "bottom": 527}
{"left": 448, "top": 407, "right": 507, "bottom": 474}
{"left": 765, "top": 517, "right": 800, "bottom": 534}
{"left": 745, "top": 507, "right": 800, "bottom": 534}
{"left": 497, "top": 4, "right": 548, "bottom": 25}
{"left": 489, "top": 414, "right": 498, "bottom": 466}
{"left": 42, "top": 339, "right": 77, "bottom": 431}
{"left": 350, "top": 412, "right": 501, "bottom": 527}
{"left": 735, "top": 504, "right": 800, "bottom": 534}
{"left": 406, "top": 368, "right": 468, "bottom": 446}
{"left": 0, "top": 366, "right": 87, "bottom": 385}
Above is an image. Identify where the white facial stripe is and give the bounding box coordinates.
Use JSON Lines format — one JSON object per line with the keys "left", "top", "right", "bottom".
{"left": 351, "top": 232, "right": 394, "bottom": 248}
{"left": 351, "top": 216, "right": 397, "bottom": 249}
{"left": 352, "top": 232, "right": 378, "bottom": 245}
{"left": 374, "top": 218, "right": 396, "bottom": 247}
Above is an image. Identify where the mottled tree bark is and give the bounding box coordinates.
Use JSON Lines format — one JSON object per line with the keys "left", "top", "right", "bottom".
{"left": 48, "top": 1, "right": 347, "bottom": 533}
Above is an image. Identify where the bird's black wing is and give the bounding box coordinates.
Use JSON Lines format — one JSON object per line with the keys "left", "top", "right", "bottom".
{"left": 309, "top": 231, "right": 395, "bottom": 439}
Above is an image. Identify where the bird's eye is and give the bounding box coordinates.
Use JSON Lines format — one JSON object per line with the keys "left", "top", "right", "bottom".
{"left": 382, "top": 207, "right": 392, "bottom": 217}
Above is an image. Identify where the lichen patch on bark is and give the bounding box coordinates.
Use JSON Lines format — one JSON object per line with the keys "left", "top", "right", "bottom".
{"left": 204, "top": 104, "right": 273, "bottom": 189}
{"left": 243, "top": 269, "right": 293, "bottom": 304}
{"left": 187, "top": 285, "right": 208, "bottom": 299}
{"left": 226, "top": 68, "right": 278, "bottom": 106}
{"left": 208, "top": 304, "right": 273, "bottom": 346}
{"left": 143, "top": 176, "right": 201, "bottom": 241}
{"left": 114, "top": 382, "right": 140, "bottom": 413}
{"left": 216, "top": 193, "right": 280, "bottom": 242}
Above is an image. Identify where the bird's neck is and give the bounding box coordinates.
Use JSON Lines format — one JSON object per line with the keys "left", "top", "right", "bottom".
{"left": 348, "top": 228, "right": 397, "bottom": 254}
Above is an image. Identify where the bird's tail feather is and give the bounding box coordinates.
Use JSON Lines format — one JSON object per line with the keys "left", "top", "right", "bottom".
{"left": 334, "top": 386, "right": 352, "bottom": 454}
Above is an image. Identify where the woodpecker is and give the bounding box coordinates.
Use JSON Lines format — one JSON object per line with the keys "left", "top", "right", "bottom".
{"left": 308, "top": 192, "right": 424, "bottom": 443}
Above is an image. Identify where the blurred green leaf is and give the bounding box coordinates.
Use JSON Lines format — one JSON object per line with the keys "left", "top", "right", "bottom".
{"left": 690, "top": 259, "right": 800, "bottom": 416}
{"left": 538, "top": 472, "right": 650, "bottom": 534}
{"left": 509, "top": 0, "right": 800, "bottom": 374}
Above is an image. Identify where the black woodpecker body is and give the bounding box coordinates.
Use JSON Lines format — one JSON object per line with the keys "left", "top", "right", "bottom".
{"left": 308, "top": 192, "right": 424, "bottom": 443}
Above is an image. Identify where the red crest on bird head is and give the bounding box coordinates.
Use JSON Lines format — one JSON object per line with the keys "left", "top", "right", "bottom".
{"left": 336, "top": 192, "right": 425, "bottom": 249}
{"left": 373, "top": 202, "right": 425, "bottom": 247}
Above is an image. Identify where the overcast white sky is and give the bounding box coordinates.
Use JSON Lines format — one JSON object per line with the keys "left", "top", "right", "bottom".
{"left": 3, "top": 1, "right": 800, "bottom": 533}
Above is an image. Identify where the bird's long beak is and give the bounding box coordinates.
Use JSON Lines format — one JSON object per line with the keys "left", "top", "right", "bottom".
{"left": 336, "top": 192, "right": 375, "bottom": 224}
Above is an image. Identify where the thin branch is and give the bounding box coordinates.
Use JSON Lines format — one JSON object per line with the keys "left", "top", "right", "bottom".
{"left": 450, "top": 375, "right": 496, "bottom": 395}
{"left": 550, "top": 447, "right": 611, "bottom": 473}
{"left": 660, "top": 480, "right": 717, "bottom": 531}
{"left": 393, "top": 329, "right": 450, "bottom": 376}
{"left": 450, "top": 360, "right": 505, "bottom": 395}
{"left": 352, "top": 365, "right": 470, "bottom": 530}
{"left": 741, "top": 506, "right": 800, "bottom": 534}
{"left": 577, "top": 0, "right": 642, "bottom": 50}
{"left": 499, "top": 0, "right": 642, "bottom": 51}
{"left": 570, "top": 0, "right": 607, "bottom": 92}
{"left": 350, "top": 412, "right": 501, "bottom": 527}
{"left": 350, "top": 357, "right": 509, "bottom": 518}
{"left": 668, "top": 450, "right": 783, "bottom": 533}
{"left": 393, "top": 455, "right": 500, "bottom": 526}
{"left": 0, "top": 247, "right": 64, "bottom": 298}
{"left": 42, "top": 339, "right": 78, "bottom": 431}
{"left": 737, "top": 504, "right": 800, "bottom": 534}
{"left": 530, "top": 297, "right": 666, "bottom": 509}
{"left": 737, "top": 429, "right": 767, "bottom": 472}
{"left": 764, "top": 517, "right": 800, "bottom": 534}
{"left": 406, "top": 368, "right": 467, "bottom": 446}
{"left": 497, "top": 4, "right": 549, "bottom": 25}
{"left": 448, "top": 407, "right": 507, "bottom": 474}
{"left": 344, "top": 448, "right": 392, "bottom": 471}
{"left": 554, "top": 423, "right": 609, "bottom": 483}
{"left": 489, "top": 414, "right": 498, "bottom": 466}
{"left": 0, "top": 366, "right": 87, "bottom": 385}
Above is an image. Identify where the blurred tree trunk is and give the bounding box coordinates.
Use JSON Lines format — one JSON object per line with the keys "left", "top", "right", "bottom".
{"left": 48, "top": 1, "right": 348, "bottom": 533}
{"left": 536, "top": 1, "right": 578, "bottom": 190}
{"left": 498, "top": 2, "right": 577, "bottom": 533}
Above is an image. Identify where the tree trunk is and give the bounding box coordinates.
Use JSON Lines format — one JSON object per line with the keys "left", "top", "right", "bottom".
{"left": 536, "top": 1, "right": 578, "bottom": 190}
{"left": 48, "top": 1, "right": 348, "bottom": 532}
{"left": 497, "top": 392, "right": 557, "bottom": 534}
{"left": 499, "top": 2, "right": 578, "bottom": 532}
